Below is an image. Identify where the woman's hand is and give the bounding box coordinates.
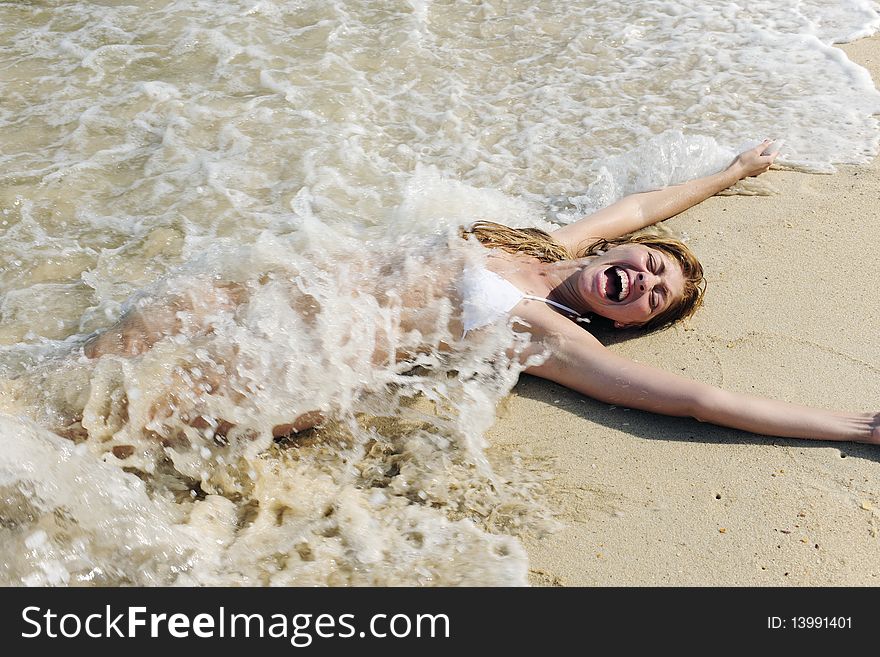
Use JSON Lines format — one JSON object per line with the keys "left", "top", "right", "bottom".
{"left": 833, "top": 411, "right": 880, "bottom": 445}
{"left": 729, "top": 139, "right": 780, "bottom": 179}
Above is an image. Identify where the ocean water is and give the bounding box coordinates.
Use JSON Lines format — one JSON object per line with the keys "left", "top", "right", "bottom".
{"left": 1, "top": 0, "right": 879, "bottom": 586}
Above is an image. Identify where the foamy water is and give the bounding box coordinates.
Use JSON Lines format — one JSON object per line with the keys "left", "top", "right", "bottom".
{"left": 1, "top": 0, "right": 879, "bottom": 585}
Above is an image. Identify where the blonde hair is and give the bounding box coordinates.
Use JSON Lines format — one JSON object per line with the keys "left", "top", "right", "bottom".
{"left": 464, "top": 221, "right": 574, "bottom": 262}
{"left": 462, "top": 221, "right": 706, "bottom": 330}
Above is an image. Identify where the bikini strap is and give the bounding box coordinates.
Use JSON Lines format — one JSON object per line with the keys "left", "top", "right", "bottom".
{"left": 521, "top": 294, "right": 591, "bottom": 323}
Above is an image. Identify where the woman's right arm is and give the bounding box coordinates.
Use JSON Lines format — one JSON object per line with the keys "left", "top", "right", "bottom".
{"left": 527, "top": 323, "right": 879, "bottom": 444}
{"left": 551, "top": 140, "right": 779, "bottom": 254}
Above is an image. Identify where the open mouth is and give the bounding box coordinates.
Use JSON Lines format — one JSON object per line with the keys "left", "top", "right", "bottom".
{"left": 604, "top": 266, "right": 630, "bottom": 302}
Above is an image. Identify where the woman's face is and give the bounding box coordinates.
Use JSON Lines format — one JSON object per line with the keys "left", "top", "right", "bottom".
{"left": 576, "top": 243, "right": 686, "bottom": 328}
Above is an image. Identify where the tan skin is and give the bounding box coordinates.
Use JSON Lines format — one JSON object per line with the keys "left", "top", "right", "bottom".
{"left": 85, "top": 141, "right": 880, "bottom": 444}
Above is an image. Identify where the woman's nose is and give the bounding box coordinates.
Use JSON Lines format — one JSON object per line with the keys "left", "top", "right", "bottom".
{"left": 636, "top": 272, "right": 659, "bottom": 292}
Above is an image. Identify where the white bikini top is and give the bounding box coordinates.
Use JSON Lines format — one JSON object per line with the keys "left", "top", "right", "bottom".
{"left": 459, "top": 264, "right": 588, "bottom": 334}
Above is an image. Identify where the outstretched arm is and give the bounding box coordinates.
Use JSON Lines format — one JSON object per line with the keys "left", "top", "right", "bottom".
{"left": 526, "top": 323, "right": 879, "bottom": 444}
{"left": 551, "top": 140, "right": 780, "bottom": 255}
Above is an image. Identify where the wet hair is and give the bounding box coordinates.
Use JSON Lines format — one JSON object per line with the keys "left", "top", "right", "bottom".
{"left": 462, "top": 221, "right": 706, "bottom": 331}
{"left": 463, "top": 221, "right": 572, "bottom": 263}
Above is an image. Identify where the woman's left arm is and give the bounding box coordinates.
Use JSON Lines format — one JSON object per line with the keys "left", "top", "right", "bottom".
{"left": 552, "top": 140, "right": 779, "bottom": 254}
{"left": 527, "top": 323, "right": 879, "bottom": 444}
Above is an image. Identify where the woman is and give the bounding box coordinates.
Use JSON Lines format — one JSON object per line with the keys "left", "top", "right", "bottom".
{"left": 84, "top": 140, "right": 879, "bottom": 445}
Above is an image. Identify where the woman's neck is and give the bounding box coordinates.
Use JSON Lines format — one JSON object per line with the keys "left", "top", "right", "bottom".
{"left": 526, "top": 257, "right": 594, "bottom": 316}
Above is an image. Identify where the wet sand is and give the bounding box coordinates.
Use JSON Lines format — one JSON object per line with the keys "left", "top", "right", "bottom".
{"left": 488, "top": 35, "right": 880, "bottom": 586}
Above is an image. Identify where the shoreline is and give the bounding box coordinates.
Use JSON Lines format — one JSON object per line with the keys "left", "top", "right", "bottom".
{"left": 488, "top": 34, "right": 880, "bottom": 586}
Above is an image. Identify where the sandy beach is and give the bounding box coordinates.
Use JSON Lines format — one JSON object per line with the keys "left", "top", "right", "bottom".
{"left": 489, "top": 35, "right": 880, "bottom": 587}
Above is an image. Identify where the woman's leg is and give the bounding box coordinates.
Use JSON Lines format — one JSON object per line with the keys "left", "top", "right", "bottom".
{"left": 82, "top": 281, "right": 324, "bottom": 442}
{"left": 83, "top": 282, "right": 247, "bottom": 359}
